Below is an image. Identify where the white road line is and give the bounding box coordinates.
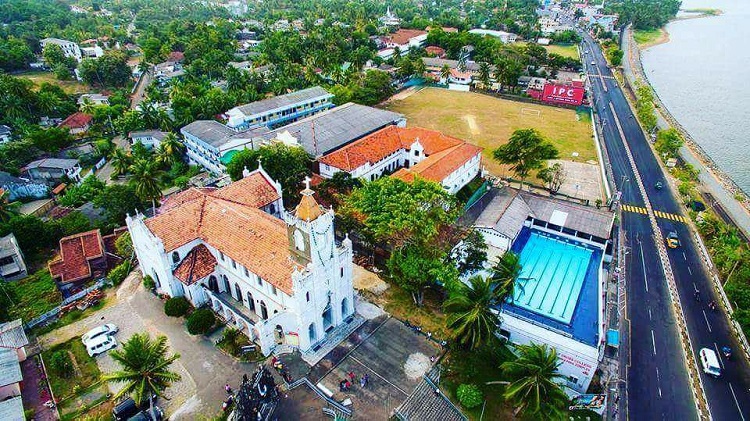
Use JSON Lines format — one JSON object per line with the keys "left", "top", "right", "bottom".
{"left": 703, "top": 310, "right": 712, "bottom": 333}
{"left": 683, "top": 252, "right": 687, "bottom": 260}
{"left": 714, "top": 343, "right": 725, "bottom": 369}
{"left": 656, "top": 367, "right": 662, "bottom": 398}
{"left": 651, "top": 330, "right": 657, "bottom": 355}
{"left": 648, "top": 308, "right": 652, "bottom": 320}
{"left": 729, "top": 383, "right": 747, "bottom": 421}
{"left": 688, "top": 266, "right": 693, "bottom": 275}
{"left": 349, "top": 354, "right": 409, "bottom": 396}
{"left": 640, "top": 241, "right": 649, "bottom": 292}
{"left": 693, "top": 283, "right": 698, "bottom": 292}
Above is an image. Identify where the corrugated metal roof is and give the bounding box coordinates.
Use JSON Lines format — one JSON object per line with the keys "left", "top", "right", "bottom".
{"left": 181, "top": 121, "right": 239, "bottom": 148}
{"left": 0, "top": 319, "right": 28, "bottom": 349}
{"left": 233, "top": 86, "right": 332, "bottom": 117}
{"left": 519, "top": 192, "right": 614, "bottom": 239}
{"left": 0, "top": 348, "right": 22, "bottom": 387}
{"left": 0, "top": 396, "right": 24, "bottom": 421}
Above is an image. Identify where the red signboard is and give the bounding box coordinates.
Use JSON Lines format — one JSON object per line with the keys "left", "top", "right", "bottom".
{"left": 542, "top": 83, "right": 585, "bottom": 106}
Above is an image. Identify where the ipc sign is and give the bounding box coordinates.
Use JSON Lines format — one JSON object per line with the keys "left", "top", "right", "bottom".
{"left": 542, "top": 83, "right": 585, "bottom": 106}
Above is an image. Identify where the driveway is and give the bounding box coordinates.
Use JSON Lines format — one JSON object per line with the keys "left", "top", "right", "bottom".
{"left": 39, "top": 270, "right": 258, "bottom": 419}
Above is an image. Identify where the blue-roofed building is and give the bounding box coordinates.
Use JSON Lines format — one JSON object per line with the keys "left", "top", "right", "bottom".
{"left": 225, "top": 86, "right": 334, "bottom": 131}
{"left": 466, "top": 188, "right": 614, "bottom": 394}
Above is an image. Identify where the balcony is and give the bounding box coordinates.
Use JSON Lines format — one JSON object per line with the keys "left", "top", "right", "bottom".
{"left": 203, "top": 287, "right": 262, "bottom": 333}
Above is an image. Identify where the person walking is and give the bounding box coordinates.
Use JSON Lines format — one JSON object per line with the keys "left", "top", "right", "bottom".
{"left": 225, "top": 383, "right": 232, "bottom": 394}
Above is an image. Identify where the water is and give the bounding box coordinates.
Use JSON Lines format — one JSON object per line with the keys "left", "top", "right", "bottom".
{"left": 514, "top": 231, "right": 594, "bottom": 324}
{"left": 640, "top": 0, "right": 750, "bottom": 192}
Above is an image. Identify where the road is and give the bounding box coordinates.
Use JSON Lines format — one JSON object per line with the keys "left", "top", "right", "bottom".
{"left": 581, "top": 32, "right": 750, "bottom": 420}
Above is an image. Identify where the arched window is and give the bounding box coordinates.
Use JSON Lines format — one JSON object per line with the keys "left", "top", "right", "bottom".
{"left": 260, "top": 301, "right": 268, "bottom": 320}
{"left": 246, "top": 291, "right": 255, "bottom": 312}
{"left": 222, "top": 275, "right": 230, "bottom": 292}
{"left": 306, "top": 291, "right": 310, "bottom": 302}
{"left": 341, "top": 298, "right": 349, "bottom": 318}
{"left": 208, "top": 275, "right": 218, "bottom": 292}
{"left": 234, "top": 283, "right": 242, "bottom": 301}
{"left": 171, "top": 251, "right": 180, "bottom": 264}
{"left": 308, "top": 323, "right": 317, "bottom": 343}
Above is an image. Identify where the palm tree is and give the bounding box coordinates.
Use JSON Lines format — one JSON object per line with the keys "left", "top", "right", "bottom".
{"left": 440, "top": 64, "right": 451, "bottom": 83}
{"left": 155, "top": 133, "right": 184, "bottom": 168}
{"left": 478, "top": 61, "right": 491, "bottom": 90}
{"left": 103, "top": 333, "right": 181, "bottom": 411}
{"left": 129, "top": 159, "right": 164, "bottom": 211}
{"left": 491, "top": 251, "right": 522, "bottom": 303}
{"left": 501, "top": 343, "right": 569, "bottom": 419}
{"left": 110, "top": 147, "right": 132, "bottom": 177}
{"left": 0, "top": 190, "right": 19, "bottom": 223}
{"left": 444, "top": 275, "right": 503, "bottom": 350}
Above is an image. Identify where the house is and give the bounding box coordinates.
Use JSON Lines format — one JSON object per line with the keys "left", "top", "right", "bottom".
{"left": 0, "top": 320, "right": 29, "bottom": 362}
{"left": 225, "top": 86, "right": 334, "bottom": 131}
{"left": 129, "top": 130, "right": 168, "bottom": 149}
{"left": 78, "top": 93, "right": 109, "bottom": 107}
{"left": 0, "top": 234, "right": 27, "bottom": 281}
{"left": 40, "top": 38, "right": 82, "bottom": 62}
{"left": 467, "top": 188, "right": 614, "bottom": 393}
{"left": 0, "top": 348, "right": 22, "bottom": 402}
{"left": 80, "top": 44, "right": 104, "bottom": 59}
{"left": 24, "top": 158, "right": 82, "bottom": 185}
{"left": 425, "top": 46, "right": 446, "bottom": 58}
{"left": 181, "top": 120, "right": 264, "bottom": 174}
{"left": 318, "top": 126, "right": 482, "bottom": 194}
{"left": 58, "top": 112, "right": 93, "bottom": 135}
{"left": 377, "top": 29, "right": 428, "bottom": 59}
{"left": 126, "top": 167, "right": 356, "bottom": 357}
{"left": 448, "top": 68, "right": 472, "bottom": 85}
{"left": 468, "top": 28, "right": 518, "bottom": 44}
{"left": 0, "top": 172, "right": 48, "bottom": 201}
{"left": 0, "top": 125, "right": 11, "bottom": 144}
{"left": 48, "top": 228, "right": 126, "bottom": 289}
{"left": 537, "top": 37, "right": 551, "bottom": 46}
{"left": 0, "top": 319, "right": 27, "bottom": 404}
{"left": 154, "top": 61, "right": 185, "bottom": 85}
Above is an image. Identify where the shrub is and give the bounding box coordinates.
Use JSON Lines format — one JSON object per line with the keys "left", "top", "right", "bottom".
{"left": 49, "top": 350, "right": 73, "bottom": 378}
{"left": 456, "top": 383, "right": 483, "bottom": 409}
{"left": 220, "top": 327, "right": 242, "bottom": 356}
{"left": 143, "top": 275, "right": 156, "bottom": 290}
{"left": 186, "top": 308, "right": 215, "bottom": 335}
{"left": 108, "top": 261, "right": 132, "bottom": 285}
{"left": 164, "top": 297, "right": 190, "bottom": 317}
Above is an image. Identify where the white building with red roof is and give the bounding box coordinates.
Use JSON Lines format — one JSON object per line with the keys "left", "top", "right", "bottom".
{"left": 126, "top": 165, "right": 356, "bottom": 358}
{"left": 318, "top": 126, "right": 482, "bottom": 194}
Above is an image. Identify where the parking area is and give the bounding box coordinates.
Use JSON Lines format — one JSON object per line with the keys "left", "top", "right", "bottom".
{"left": 313, "top": 317, "right": 441, "bottom": 419}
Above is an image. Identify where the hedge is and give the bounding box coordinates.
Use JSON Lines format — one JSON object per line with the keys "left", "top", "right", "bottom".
{"left": 186, "top": 308, "right": 215, "bottom": 335}
{"left": 164, "top": 297, "right": 190, "bottom": 317}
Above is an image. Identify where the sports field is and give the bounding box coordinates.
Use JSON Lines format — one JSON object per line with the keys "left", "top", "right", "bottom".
{"left": 384, "top": 88, "right": 596, "bottom": 178}
{"left": 16, "top": 71, "right": 91, "bottom": 94}
{"left": 544, "top": 44, "right": 580, "bottom": 59}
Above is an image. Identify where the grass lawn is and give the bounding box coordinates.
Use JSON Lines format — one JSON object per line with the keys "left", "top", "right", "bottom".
{"left": 545, "top": 44, "right": 580, "bottom": 59}
{"left": 366, "top": 281, "right": 452, "bottom": 340}
{"left": 633, "top": 29, "right": 667, "bottom": 48}
{"left": 384, "top": 88, "right": 596, "bottom": 178}
{"left": 16, "top": 71, "right": 91, "bottom": 94}
{"left": 6, "top": 269, "right": 62, "bottom": 321}
{"left": 42, "top": 338, "right": 102, "bottom": 402}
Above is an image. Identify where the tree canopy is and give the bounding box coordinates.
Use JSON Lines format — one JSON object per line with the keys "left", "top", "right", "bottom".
{"left": 493, "top": 129, "right": 559, "bottom": 182}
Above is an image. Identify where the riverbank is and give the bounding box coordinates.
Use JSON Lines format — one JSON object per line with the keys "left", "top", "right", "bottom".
{"left": 634, "top": 9, "right": 721, "bottom": 50}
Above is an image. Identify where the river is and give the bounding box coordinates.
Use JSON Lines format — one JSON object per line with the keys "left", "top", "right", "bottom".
{"left": 640, "top": 0, "right": 750, "bottom": 193}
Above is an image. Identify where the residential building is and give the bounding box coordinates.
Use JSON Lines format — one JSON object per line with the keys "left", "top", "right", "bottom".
{"left": 154, "top": 61, "right": 185, "bottom": 85}
{"left": 318, "top": 126, "right": 482, "bottom": 194}
{"left": 58, "top": 112, "right": 93, "bottom": 135}
{"left": 78, "top": 93, "right": 110, "bottom": 107}
{"left": 80, "top": 44, "right": 104, "bottom": 59}
{"left": 225, "top": 86, "right": 334, "bottom": 131}
{"left": 425, "top": 46, "right": 446, "bottom": 58}
{"left": 24, "top": 158, "right": 82, "bottom": 185}
{"left": 129, "top": 130, "right": 168, "bottom": 149}
{"left": 0, "top": 172, "right": 48, "bottom": 201}
{"left": 468, "top": 28, "right": 518, "bottom": 43}
{"left": 271, "top": 102, "right": 406, "bottom": 158}
{"left": 448, "top": 68, "right": 472, "bottom": 85}
{"left": 48, "top": 228, "right": 126, "bottom": 289}
{"left": 0, "top": 234, "right": 27, "bottom": 281}
{"left": 377, "top": 29, "right": 428, "bottom": 59}
{"left": 468, "top": 188, "right": 614, "bottom": 393}
{"left": 40, "top": 38, "right": 82, "bottom": 62}
{"left": 0, "top": 319, "right": 29, "bottom": 362}
{"left": 181, "top": 120, "right": 263, "bottom": 174}
{"left": 0, "top": 125, "right": 11, "bottom": 144}
{"left": 0, "top": 319, "right": 27, "bottom": 404}
{"left": 0, "top": 348, "right": 22, "bottom": 402}
{"left": 126, "top": 168, "right": 355, "bottom": 356}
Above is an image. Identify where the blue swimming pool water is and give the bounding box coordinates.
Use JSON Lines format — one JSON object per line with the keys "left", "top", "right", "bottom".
{"left": 512, "top": 230, "right": 597, "bottom": 324}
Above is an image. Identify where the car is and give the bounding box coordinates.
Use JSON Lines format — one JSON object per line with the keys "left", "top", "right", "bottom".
{"left": 699, "top": 348, "right": 721, "bottom": 378}
{"left": 665, "top": 228, "right": 680, "bottom": 249}
{"left": 113, "top": 397, "right": 164, "bottom": 421}
{"left": 591, "top": 61, "right": 596, "bottom": 66}
{"left": 81, "top": 323, "right": 118, "bottom": 346}
{"left": 85, "top": 334, "right": 117, "bottom": 357}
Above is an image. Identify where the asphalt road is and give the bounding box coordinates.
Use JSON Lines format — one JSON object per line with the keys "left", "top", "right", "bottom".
{"left": 581, "top": 33, "right": 750, "bottom": 420}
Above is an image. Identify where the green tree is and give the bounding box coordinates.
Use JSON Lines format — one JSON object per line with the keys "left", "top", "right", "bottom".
{"left": 93, "top": 185, "right": 145, "bottom": 226}
{"left": 43, "top": 44, "right": 74, "bottom": 69}
{"left": 26, "top": 127, "right": 74, "bottom": 153}
{"left": 0, "top": 190, "right": 19, "bottom": 223}
{"left": 478, "top": 61, "right": 491, "bottom": 89}
{"left": 129, "top": 159, "right": 164, "bottom": 209}
{"left": 654, "top": 128, "right": 684, "bottom": 158}
{"left": 493, "top": 129, "right": 559, "bottom": 186}
{"left": 444, "top": 275, "right": 503, "bottom": 349}
{"left": 456, "top": 229, "right": 488, "bottom": 276}
{"left": 440, "top": 64, "right": 451, "bottom": 81}
{"left": 79, "top": 51, "right": 132, "bottom": 88}
{"left": 456, "top": 383, "right": 484, "bottom": 408}
{"left": 114, "top": 231, "right": 134, "bottom": 259}
{"left": 155, "top": 133, "right": 184, "bottom": 168}
{"left": 501, "top": 343, "right": 569, "bottom": 419}
{"left": 0, "top": 37, "right": 35, "bottom": 72}
{"left": 186, "top": 308, "right": 216, "bottom": 335}
{"left": 109, "top": 147, "right": 132, "bottom": 177}
{"left": 164, "top": 297, "right": 191, "bottom": 317}
{"left": 538, "top": 162, "right": 567, "bottom": 194}
{"left": 49, "top": 350, "right": 74, "bottom": 378}
{"left": 491, "top": 251, "right": 523, "bottom": 301}
{"left": 103, "top": 333, "right": 181, "bottom": 407}
{"left": 606, "top": 48, "right": 623, "bottom": 66}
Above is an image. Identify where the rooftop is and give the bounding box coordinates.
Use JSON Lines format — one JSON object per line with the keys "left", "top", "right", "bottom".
{"left": 393, "top": 143, "right": 481, "bottom": 184}
{"left": 387, "top": 29, "right": 427, "bottom": 45}
{"left": 0, "top": 319, "right": 28, "bottom": 349}
{"left": 25, "top": 158, "right": 79, "bottom": 170}
{"left": 0, "top": 348, "right": 22, "bottom": 387}
{"left": 59, "top": 112, "right": 93, "bottom": 129}
{"left": 181, "top": 120, "right": 241, "bottom": 149}
{"left": 0, "top": 234, "right": 21, "bottom": 259}
{"left": 231, "top": 86, "right": 332, "bottom": 117}
{"left": 41, "top": 37, "right": 75, "bottom": 45}
{"left": 272, "top": 103, "right": 404, "bottom": 157}
{"left": 0, "top": 396, "right": 24, "bottom": 421}
{"left": 48, "top": 229, "right": 104, "bottom": 284}
{"left": 129, "top": 130, "right": 168, "bottom": 140}
{"left": 173, "top": 244, "right": 217, "bottom": 285}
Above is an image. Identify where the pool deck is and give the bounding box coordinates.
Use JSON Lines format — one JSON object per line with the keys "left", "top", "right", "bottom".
{"left": 501, "top": 228, "right": 602, "bottom": 347}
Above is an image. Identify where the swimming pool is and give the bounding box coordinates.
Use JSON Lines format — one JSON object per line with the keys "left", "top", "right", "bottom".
{"left": 511, "top": 230, "right": 598, "bottom": 325}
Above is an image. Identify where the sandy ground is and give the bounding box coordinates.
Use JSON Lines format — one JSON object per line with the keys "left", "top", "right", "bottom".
{"left": 463, "top": 114, "right": 480, "bottom": 135}
{"left": 353, "top": 264, "right": 389, "bottom": 295}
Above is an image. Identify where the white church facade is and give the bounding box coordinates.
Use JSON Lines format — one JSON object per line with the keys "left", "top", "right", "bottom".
{"left": 126, "top": 167, "right": 355, "bottom": 356}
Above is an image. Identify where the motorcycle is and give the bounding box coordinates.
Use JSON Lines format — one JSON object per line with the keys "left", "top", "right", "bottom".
{"left": 722, "top": 346, "right": 732, "bottom": 359}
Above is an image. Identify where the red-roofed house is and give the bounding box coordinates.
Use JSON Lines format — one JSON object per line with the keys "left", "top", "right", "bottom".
{"left": 126, "top": 165, "right": 356, "bottom": 358}
{"left": 48, "top": 228, "right": 126, "bottom": 288}
{"left": 425, "top": 46, "right": 446, "bottom": 58}
{"left": 377, "top": 29, "right": 428, "bottom": 59}
{"left": 318, "top": 126, "right": 482, "bottom": 194}
{"left": 58, "top": 112, "right": 93, "bottom": 135}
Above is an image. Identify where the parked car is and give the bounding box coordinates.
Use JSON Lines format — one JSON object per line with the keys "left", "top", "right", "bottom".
{"left": 86, "top": 334, "right": 117, "bottom": 357}
{"left": 112, "top": 397, "right": 164, "bottom": 421}
{"left": 82, "top": 323, "right": 119, "bottom": 346}
{"left": 699, "top": 348, "right": 721, "bottom": 378}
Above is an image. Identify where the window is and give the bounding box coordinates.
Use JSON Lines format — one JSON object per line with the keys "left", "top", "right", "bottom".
{"left": 231, "top": 259, "right": 237, "bottom": 269}
{"left": 306, "top": 292, "right": 310, "bottom": 302}
{"left": 244, "top": 267, "right": 249, "bottom": 277}
{"left": 340, "top": 268, "right": 344, "bottom": 278}
{"left": 414, "top": 150, "right": 420, "bottom": 156}
{"left": 257, "top": 276, "right": 263, "bottom": 286}
{"left": 219, "top": 252, "right": 224, "bottom": 261}
{"left": 272, "top": 285, "right": 277, "bottom": 295}
{"left": 171, "top": 252, "right": 180, "bottom": 264}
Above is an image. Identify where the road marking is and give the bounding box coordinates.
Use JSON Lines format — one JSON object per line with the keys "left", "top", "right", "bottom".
{"left": 656, "top": 367, "right": 662, "bottom": 398}
{"left": 648, "top": 307, "right": 652, "bottom": 320}
{"left": 683, "top": 252, "right": 687, "bottom": 261}
{"left": 640, "top": 241, "right": 649, "bottom": 292}
{"left": 349, "top": 354, "right": 409, "bottom": 396}
{"left": 634, "top": 207, "right": 688, "bottom": 222}
{"left": 688, "top": 266, "right": 692, "bottom": 275}
{"left": 729, "top": 383, "right": 747, "bottom": 421}
{"left": 714, "top": 343, "right": 725, "bottom": 369}
{"left": 702, "top": 310, "right": 712, "bottom": 333}
{"left": 651, "top": 329, "right": 657, "bottom": 355}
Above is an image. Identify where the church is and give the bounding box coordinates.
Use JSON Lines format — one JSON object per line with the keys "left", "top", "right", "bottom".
{"left": 126, "top": 165, "right": 355, "bottom": 356}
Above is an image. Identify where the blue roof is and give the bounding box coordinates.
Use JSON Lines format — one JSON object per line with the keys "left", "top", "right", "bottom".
{"left": 498, "top": 227, "right": 602, "bottom": 347}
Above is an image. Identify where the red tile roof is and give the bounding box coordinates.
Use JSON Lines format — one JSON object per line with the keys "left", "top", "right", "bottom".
{"left": 388, "top": 29, "right": 427, "bottom": 45}
{"left": 144, "top": 171, "right": 299, "bottom": 294}
{"left": 425, "top": 46, "right": 446, "bottom": 57}
{"left": 173, "top": 244, "right": 217, "bottom": 285}
{"left": 59, "top": 112, "right": 93, "bottom": 130}
{"left": 48, "top": 229, "right": 104, "bottom": 284}
{"left": 393, "top": 143, "right": 482, "bottom": 184}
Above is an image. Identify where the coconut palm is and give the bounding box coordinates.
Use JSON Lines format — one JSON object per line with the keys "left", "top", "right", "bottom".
{"left": 155, "top": 133, "right": 184, "bottom": 167}
{"left": 109, "top": 147, "right": 132, "bottom": 177}
{"left": 440, "top": 64, "right": 451, "bottom": 82}
{"left": 501, "top": 343, "right": 569, "bottom": 419}
{"left": 491, "top": 251, "right": 522, "bottom": 303}
{"left": 444, "top": 275, "right": 503, "bottom": 350}
{"left": 129, "top": 159, "right": 164, "bottom": 210}
{"left": 103, "top": 333, "right": 181, "bottom": 409}
{"left": 478, "top": 61, "right": 491, "bottom": 90}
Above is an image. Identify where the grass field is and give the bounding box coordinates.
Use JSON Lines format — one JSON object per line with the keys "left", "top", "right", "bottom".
{"left": 384, "top": 88, "right": 596, "bottom": 178}
{"left": 7, "top": 269, "right": 63, "bottom": 321}
{"left": 633, "top": 29, "right": 668, "bottom": 48}
{"left": 42, "top": 338, "right": 102, "bottom": 401}
{"left": 16, "top": 71, "right": 91, "bottom": 94}
{"left": 545, "top": 44, "right": 580, "bottom": 59}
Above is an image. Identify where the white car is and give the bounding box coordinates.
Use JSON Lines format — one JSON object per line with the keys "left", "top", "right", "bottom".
{"left": 86, "top": 334, "right": 117, "bottom": 357}
{"left": 81, "top": 323, "right": 119, "bottom": 346}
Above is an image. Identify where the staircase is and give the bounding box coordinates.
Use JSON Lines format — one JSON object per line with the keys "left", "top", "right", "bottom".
{"left": 301, "top": 315, "right": 365, "bottom": 366}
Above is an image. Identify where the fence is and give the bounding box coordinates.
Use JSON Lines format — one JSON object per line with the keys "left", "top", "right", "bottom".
{"left": 463, "top": 180, "right": 490, "bottom": 210}
{"left": 24, "top": 278, "right": 109, "bottom": 330}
